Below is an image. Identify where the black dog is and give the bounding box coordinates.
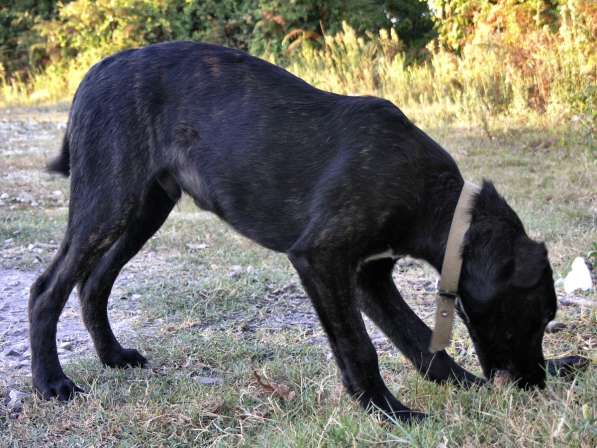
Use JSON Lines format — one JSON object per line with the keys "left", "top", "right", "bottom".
{"left": 30, "top": 42, "right": 558, "bottom": 422}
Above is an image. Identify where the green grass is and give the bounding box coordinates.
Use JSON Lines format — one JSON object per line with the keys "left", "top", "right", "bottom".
{"left": 0, "top": 107, "right": 595, "bottom": 447}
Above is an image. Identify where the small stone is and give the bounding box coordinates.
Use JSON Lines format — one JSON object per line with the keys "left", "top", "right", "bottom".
{"left": 228, "top": 265, "right": 243, "bottom": 278}
{"left": 131, "top": 294, "right": 142, "bottom": 300}
{"left": 7, "top": 328, "right": 27, "bottom": 338}
{"left": 2, "top": 348, "right": 22, "bottom": 357}
{"left": 0, "top": 193, "right": 8, "bottom": 199}
{"left": 195, "top": 376, "right": 223, "bottom": 386}
{"left": 4, "top": 389, "right": 29, "bottom": 413}
{"left": 186, "top": 243, "right": 208, "bottom": 251}
{"left": 18, "top": 192, "right": 34, "bottom": 203}
{"left": 59, "top": 341, "right": 73, "bottom": 351}
{"left": 12, "top": 342, "right": 28, "bottom": 353}
{"left": 546, "top": 321, "right": 567, "bottom": 334}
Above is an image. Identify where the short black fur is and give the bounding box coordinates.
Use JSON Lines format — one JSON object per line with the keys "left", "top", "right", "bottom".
{"left": 31, "top": 42, "right": 557, "bottom": 422}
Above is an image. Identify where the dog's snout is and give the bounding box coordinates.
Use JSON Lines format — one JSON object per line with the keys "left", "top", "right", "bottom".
{"left": 490, "top": 364, "right": 546, "bottom": 389}
{"left": 518, "top": 376, "right": 546, "bottom": 389}
{"left": 492, "top": 369, "right": 513, "bottom": 387}
{"left": 513, "top": 367, "right": 546, "bottom": 389}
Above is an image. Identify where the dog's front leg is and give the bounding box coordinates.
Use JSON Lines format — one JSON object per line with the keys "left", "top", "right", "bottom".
{"left": 288, "top": 248, "right": 426, "bottom": 423}
{"left": 357, "top": 258, "right": 484, "bottom": 387}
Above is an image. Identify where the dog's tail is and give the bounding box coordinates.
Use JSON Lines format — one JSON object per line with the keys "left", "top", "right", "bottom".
{"left": 47, "top": 134, "right": 70, "bottom": 177}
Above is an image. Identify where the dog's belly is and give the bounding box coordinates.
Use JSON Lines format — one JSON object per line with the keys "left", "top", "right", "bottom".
{"left": 176, "top": 165, "right": 308, "bottom": 252}
{"left": 214, "top": 194, "right": 309, "bottom": 252}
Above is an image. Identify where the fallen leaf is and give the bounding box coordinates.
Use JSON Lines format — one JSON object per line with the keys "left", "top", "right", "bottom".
{"left": 252, "top": 370, "right": 296, "bottom": 401}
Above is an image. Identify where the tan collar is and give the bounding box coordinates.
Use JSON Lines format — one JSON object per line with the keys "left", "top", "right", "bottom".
{"left": 429, "top": 181, "right": 480, "bottom": 353}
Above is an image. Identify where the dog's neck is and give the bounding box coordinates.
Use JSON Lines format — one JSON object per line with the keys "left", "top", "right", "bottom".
{"left": 409, "top": 174, "right": 475, "bottom": 273}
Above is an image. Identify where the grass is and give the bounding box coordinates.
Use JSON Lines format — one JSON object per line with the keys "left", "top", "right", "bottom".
{"left": 0, "top": 106, "right": 595, "bottom": 447}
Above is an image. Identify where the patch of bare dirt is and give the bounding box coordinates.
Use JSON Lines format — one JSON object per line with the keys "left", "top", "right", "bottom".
{"left": 0, "top": 266, "right": 164, "bottom": 390}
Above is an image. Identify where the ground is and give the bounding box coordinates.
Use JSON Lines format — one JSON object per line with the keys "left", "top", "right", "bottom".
{"left": 0, "top": 105, "right": 595, "bottom": 447}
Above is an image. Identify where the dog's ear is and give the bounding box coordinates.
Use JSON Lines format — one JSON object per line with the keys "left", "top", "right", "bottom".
{"left": 511, "top": 239, "right": 548, "bottom": 289}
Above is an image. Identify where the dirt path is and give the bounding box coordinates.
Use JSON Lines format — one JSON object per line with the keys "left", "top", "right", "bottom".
{"left": 0, "top": 267, "right": 161, "bottom": 391}
{"left": 0, "top": 106, "right": 157, "bottom": 397}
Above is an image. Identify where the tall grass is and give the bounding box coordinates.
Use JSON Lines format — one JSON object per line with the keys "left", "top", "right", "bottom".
{"left": 1, "top": 1, "right": 595, "bottom": 135}
{"left": 0, "top": 55, "right": 94, "bottom": 105}
{"left": 282, "top": 4, "right": 595, "bottom": 129}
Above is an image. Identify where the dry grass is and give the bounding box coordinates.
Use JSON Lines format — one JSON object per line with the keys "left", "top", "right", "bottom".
{"left": 0, "top": 106, "right": 595, "bottom": 447}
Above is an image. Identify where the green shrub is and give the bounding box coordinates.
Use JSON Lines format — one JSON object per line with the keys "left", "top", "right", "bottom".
{"left": 0, "top": 0, "right": 66, "bottom": 80}
{"left": 283, "top": 1, "right": 596, "bottom": 127}
{"left": 0, "top": 0, "right": 594, "bottom": 132}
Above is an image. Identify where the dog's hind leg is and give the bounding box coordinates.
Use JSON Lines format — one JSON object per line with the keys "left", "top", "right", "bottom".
{"left": 78, "top": 178, "right": 179, "bottom": 368}
{"left": 29, "top": 212, "right": 128, "bottom": 399}
{"left": 356, "top": 258, "right": 484, "bottom": 386}
{"left": 29, "top": 241, "right": 85, "bottom": 400}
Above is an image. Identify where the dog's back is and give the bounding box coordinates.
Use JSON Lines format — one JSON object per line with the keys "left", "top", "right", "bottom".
{"left": 54, "top": 41, "right": 441, "bottom": 251}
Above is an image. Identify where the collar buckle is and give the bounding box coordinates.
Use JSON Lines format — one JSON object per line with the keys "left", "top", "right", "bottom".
{"left": 438, "top": 290, "right": 457, "bottom": 300}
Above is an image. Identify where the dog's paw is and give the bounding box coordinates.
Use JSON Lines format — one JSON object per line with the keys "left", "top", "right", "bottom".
{"left": 366, "top": 395, "right": 428, "bottom": 425}
{"left": 387, "top": 409, "right": 428, "bottom": 425}
{"left": 102, "top": 348, "right": 148, "bottom": 369}
{"left": 33, "top": 375, "right": 84, "bottom": 401}
{"left": 546, "top": 356, "right": 590, "bottom": 378}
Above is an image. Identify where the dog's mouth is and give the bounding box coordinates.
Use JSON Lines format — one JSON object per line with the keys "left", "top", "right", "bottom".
{"left": 491, "top": 369, "right": 513, "bottom": 387}
{"left": 489, "top": 367, "right": 546, "bottom": 389}
{"left": 470, "top": 334, "right": 546, "bottom": 389}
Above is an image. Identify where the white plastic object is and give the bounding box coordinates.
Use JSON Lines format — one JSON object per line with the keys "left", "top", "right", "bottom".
{"left": 563, "top": 257, "right": 593, "bottom": 294}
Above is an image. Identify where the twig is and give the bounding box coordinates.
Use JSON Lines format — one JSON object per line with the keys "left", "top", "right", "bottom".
{"left": 558, "top": 297, "right": 596, "bottom": 308}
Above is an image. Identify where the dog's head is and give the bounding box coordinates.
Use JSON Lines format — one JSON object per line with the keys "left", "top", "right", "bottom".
{"left": 458, "top": 181, "right": 557, "bottom": 388}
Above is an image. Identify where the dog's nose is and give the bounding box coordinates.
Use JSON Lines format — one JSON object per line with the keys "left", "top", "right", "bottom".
{"left": 517, "top": 372, "right": 546, "bottom": 389}
{"left": 492, "top": 369, "right": 512, "bottom": 387}
{"left": 519, "top": 379, "right": 546, "bottom": 389}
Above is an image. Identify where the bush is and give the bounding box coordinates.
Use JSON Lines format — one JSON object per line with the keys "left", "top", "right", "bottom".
{"left": 283, "top": 1, "right": 596, "bottom": 127}
{"left": 0, "top": 0, "right": 594, "bottom": 132}
{"left": 2, "top": 1, "right": 435, "bottom": 83}
{"left": 0, "top": 0, "right": 65, "bottom": 80}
